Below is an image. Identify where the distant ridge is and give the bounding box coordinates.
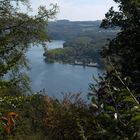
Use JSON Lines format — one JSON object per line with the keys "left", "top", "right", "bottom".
{"left": 49, "top": 19, "right": 102, "bottom": 25}
{"left": 48, "top": 19, "right": 118, "bottom": 41}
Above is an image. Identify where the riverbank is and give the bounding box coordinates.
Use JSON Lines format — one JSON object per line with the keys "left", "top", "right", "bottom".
{"left": 26, "top": 41, "right": 101, "bottom": 99}
{"left": 43, "top": 37, "right": 105, "bottom": 69}
{"left": 72, "top": 61, "right": 99, "bottom": 67}
{"left": 44, "top": 58, "right": 99, "bottom": 68}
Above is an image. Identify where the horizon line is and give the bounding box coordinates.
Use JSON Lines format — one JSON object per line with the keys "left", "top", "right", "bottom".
{"left": 49, "top": 19, "right": 102, "bottom": 22}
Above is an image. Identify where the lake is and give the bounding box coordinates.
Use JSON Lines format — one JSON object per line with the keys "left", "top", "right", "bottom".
{"left": 26, "top": 40, "right": 101, "bottom": 99}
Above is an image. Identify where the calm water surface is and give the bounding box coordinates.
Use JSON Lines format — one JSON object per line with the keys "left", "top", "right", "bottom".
{"left": 26, "top": 40, "right": 101, "bottom": 99}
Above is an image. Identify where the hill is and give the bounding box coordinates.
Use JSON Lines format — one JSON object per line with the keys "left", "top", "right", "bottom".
{"left": 48, "top": 20, "right": 119, "bottom": 41}
{"left": 45, "top": 20, "right": 120, "bottom": 68}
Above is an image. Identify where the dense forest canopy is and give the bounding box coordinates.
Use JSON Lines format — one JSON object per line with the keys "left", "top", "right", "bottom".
{"left": 48, "top": 20, "right": 119, "bottom": 41}
{"left": 44, "top": 20, "right": 119, "bottom": 67}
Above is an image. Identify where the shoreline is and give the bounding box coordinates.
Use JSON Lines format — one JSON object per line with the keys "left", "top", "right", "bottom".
{"left": 71, "top": 63, "right": 99, "bottom": 68}
{"left": 44, "top": 59, "right": 99, "bottom": 68}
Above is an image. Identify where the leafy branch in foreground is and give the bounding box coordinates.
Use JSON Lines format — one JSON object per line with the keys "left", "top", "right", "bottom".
{"left": 89, "top": 0, "right": 140, "bottom": 139}
{"left": 90, "top": 61, "right": 140, "bottom": 139}
{"left": 0, "top": 0, "right": 58, "bottom": 93}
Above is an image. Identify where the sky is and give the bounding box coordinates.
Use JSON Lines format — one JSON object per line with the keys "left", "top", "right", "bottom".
{"left": 29, "top": 0, "right": 118, "bottom": 21}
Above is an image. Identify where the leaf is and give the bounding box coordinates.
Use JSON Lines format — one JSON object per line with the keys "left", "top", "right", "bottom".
{"left": 122, "top": 97, "right": 136, "bottom": 104}
{"left": 131, "top": 115, "right": 140, "bottom": 122}
{"left": 5, "top": 126, "right": 11, "bottom": 135}
{"left": 101, "top": 113, "right": 110, "bottom": 120}
{"left": 124, "top": 76, "right": 131, "bottom": 85}
{"left": 91, "top": 103, "right": 98, "bottom": 109}
{"left": 104, "top": 105, "right": 115, "bottom": 112}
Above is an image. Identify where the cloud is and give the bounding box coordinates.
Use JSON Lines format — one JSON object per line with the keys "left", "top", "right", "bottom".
{"left": 29, "top": 0, "right": 118, "bottom": 21}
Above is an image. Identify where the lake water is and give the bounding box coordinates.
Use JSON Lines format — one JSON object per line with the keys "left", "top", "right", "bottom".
{"left": 26, "top": 40, "right": 101, "bottom": 99}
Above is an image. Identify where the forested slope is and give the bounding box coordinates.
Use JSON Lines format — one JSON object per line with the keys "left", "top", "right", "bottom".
{"left": 45, "top": 20, "right": 119, "bottom": 67}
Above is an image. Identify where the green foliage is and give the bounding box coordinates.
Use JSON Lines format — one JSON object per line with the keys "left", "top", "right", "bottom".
{"left": 101, "top": 0, "right": 140, "bottom": 92}
{"left": 44, "top": 37, "right": 104, "bottom": 67}
{"left": 89, "top": 0, "right": 140, "bottom": 139}
{"left": 0, "top": 95, "right": 34, "bottom": 139}
{"left": 0, "top": 94, "right": 97, "bottom": 140}
{"left": 1, "top": 0, "right": 140, "bottom": 139}
{"left": 46, "top": 20, "right": 119, "bottom": 68}
{"left": 0, "top": 0, "right": 58, "bottom": 139}
{"left": 0, "top": 0, "right": 58, "bottom": 93}
{"left": 44, "top": 47, "right": 72, "bottom": 62}
{"left": 48, "top": 20, "right": 118, "bottom": 41}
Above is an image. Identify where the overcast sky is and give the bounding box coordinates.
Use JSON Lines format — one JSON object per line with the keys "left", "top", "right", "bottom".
{"left": 29, "top": 0, "right": 118, "bottom": 21}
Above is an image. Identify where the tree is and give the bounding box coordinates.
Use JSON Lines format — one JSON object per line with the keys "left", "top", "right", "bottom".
{"left": 0, "top": 0, "right": 58, "bottom": 94}
{"left": 90, "top": 0, "right": 140, "bottom": 139}
{"left": 101, "top": 0, "right": 140, "bottom": 92}
{"left": 0, "top": 0, "right": 58, "bottom": 138}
